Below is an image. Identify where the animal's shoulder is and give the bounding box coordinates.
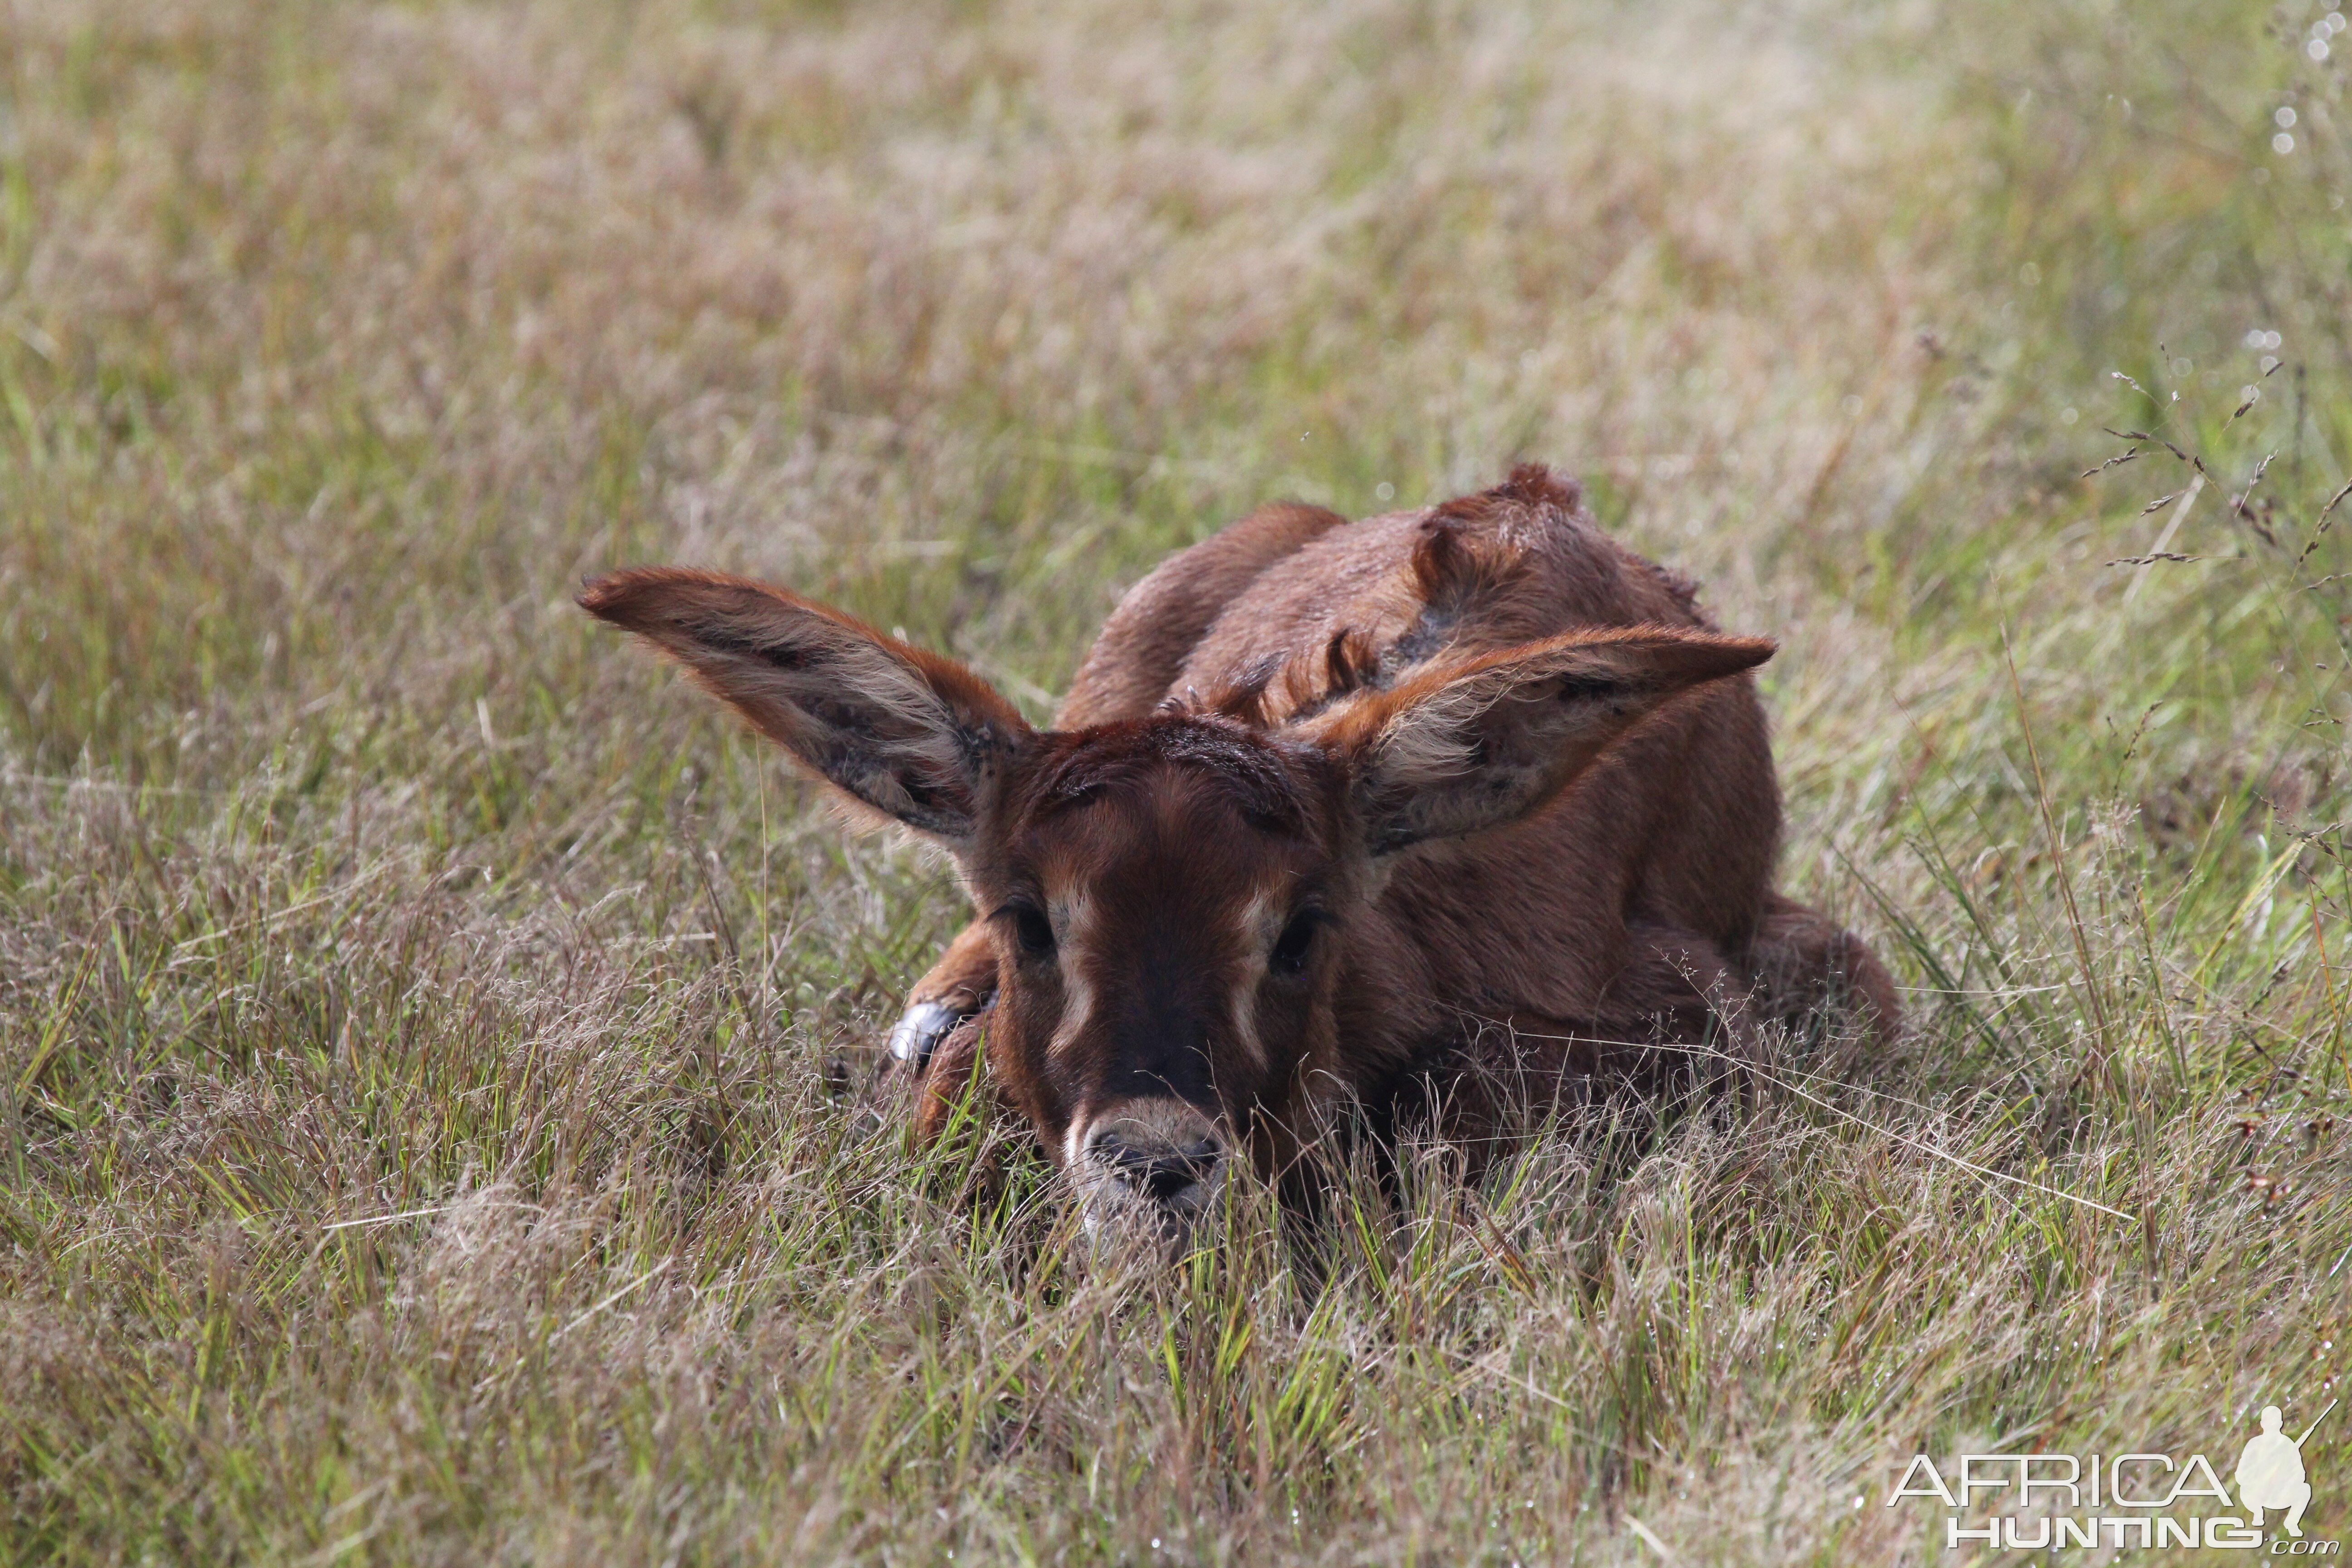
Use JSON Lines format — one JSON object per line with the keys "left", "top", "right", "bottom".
{"left": 1058, "top": 500, "right": 1344, "bottom": 726}
{"left": 1171, "top": 466, "right": 1715, "bottom": 724}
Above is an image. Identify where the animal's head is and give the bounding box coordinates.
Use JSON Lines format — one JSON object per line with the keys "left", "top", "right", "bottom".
{"left": 581, "top": 568, "right": 1771, "bottom": 1243}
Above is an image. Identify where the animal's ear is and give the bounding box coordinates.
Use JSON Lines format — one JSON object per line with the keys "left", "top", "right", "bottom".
{"left": 1302, "top": 627, "right": 1774, "bottom": 854}
{"left": 579, "top": 568, "right": 1034, "bottom": 849}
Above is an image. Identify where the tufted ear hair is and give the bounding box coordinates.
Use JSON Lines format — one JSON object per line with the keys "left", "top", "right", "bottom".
{"left": 580, "top": 568, "right": 1034, "bottom": 849}
{"left": 1298, "top": 626, "right": 1775, "bottom": 854}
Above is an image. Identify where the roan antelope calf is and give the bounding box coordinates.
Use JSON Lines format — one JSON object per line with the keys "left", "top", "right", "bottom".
{"left": 583, "top": 466, "right": 1896, "bottom": 1245}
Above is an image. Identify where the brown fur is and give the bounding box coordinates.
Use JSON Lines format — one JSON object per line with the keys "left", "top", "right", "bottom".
{"left": 584, "top": 466, "right": 1898, "bottom": 1229}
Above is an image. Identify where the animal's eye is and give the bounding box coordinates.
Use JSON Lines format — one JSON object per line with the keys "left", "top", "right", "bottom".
{"left": 1007, "top": 903, "right": 1056, "bottom": 958}
{"left": 1269, "top": 910, "right": 1321, "bottom": 976}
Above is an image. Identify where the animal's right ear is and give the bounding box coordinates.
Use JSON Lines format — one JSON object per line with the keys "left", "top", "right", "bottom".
{"left": 579, "top": 568, "right": 1035, "bottom": 850}
{"left": 1302, "top": 625, "right": 1775, "bottom": 854}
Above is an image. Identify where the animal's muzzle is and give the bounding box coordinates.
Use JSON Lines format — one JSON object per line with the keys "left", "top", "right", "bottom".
{"left": 1089, "top": 1127, "right": 1222, "bottom": 1204}
{"left": 1076, "top": 1100, "right": 1227, "bottom": 1231}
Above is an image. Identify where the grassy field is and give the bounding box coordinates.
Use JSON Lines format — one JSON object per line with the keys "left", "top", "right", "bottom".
{"left": 4, "top": 0, "right": 2350, "bottom": 1561}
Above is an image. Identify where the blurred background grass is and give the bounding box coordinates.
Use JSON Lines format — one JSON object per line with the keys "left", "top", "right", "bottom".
{"left": 2, "top": 0, "right": 2348, "bottom": 1562}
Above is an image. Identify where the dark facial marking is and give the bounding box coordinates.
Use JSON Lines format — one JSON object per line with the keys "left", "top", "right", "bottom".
{"left": 995, "top": 901, "right": 1057, "bottom": 960}
{"left": 1269, "top": 907, "right": 1323, "bottom": 977}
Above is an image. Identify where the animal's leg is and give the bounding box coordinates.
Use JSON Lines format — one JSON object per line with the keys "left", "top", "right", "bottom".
{"left": 911, "top": 1009, "right": 1009, "bottom": 1145}
{"left": 1741, "top": 892, "right": 1901, "bottom": 1044}
{"left": 1384, "top": 926, "right": 1761, "bottom": 1181}
{"left": 1585, "top": 922, "right": 1771, "bottom": 1092}
{"left": 886, "top": 920, "right": 998, "bottom": 1069}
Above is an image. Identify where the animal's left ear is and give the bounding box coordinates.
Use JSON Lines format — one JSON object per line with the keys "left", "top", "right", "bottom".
{"left": 1302, "top": 627, "right": 1775, "bottom": 854}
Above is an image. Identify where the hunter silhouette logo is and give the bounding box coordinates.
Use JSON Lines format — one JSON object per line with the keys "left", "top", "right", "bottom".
{"left": 1884, "top": 1397, "right": 2338, "bottom": 1551}
{"left": 2239, "top": 1401, "right": 2333, "bottom": 1539}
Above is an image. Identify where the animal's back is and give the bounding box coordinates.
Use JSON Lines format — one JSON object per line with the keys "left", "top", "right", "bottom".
{"left": 1112, "top": 466, "right": 1780, "bottom": 1029}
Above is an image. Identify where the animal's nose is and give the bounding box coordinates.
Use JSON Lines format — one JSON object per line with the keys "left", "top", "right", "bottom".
{"left": 1086, "top": 1127, "right": 1223, "bottom": 1203}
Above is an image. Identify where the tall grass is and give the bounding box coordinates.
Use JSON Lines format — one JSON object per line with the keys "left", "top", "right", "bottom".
{"left": 2, "top": 0, "right": 2347, "bottom": 1561}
